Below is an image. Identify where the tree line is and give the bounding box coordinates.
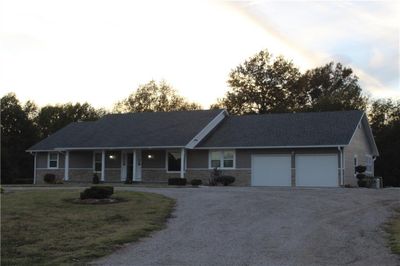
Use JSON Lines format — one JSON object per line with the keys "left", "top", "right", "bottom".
{"left": 1, "top": 49, "right": 399, "bottom": 186}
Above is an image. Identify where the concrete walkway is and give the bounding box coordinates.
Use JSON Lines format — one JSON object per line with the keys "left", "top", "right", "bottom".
{"left": 91, "top": 187, "right": 400, "bottom": 266}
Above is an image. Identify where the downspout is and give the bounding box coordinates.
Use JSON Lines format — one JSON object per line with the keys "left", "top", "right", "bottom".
{"left": 338, "top": 146, "right": 343, "bottom": 186}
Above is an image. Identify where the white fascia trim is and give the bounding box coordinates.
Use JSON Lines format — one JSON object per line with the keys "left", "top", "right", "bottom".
{"left": 26, "top": 149, "right": 55, "bottom": 152}
{"left": 347, "top": 112, "right": 365, "bottom": 147}
{"left": 347, "top": 113, "right": 379, "bottom": 156}
{"left": 363, "top": 117, "right": 379, "bottom": 156}
{"left": 185, "top": 110, "right": 228, "bottom": 149}
{"left": 195, "top": 145, "right": 348, "bottom": 150}
{"left": 54, "top": 146, "right": 184, "bottom": 151}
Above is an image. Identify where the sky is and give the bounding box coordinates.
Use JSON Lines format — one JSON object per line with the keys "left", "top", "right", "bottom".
{"left": 0, "top": 0, "right": 399, "bottom": 110}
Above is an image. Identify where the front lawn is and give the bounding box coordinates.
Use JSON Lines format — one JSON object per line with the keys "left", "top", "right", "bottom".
{"left": 388, "top": 209, "right": 400, "bottom": 255}
{"left": 1, "top": 189, "right": 175, "bottom": 265}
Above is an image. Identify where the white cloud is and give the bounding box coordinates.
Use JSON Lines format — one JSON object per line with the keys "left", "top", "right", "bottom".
{"left": 1, "top": 0, "right": 399, "bottom": 110}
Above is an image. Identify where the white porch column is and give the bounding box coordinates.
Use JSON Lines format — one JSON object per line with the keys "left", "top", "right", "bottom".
{"left": 133, "top": 150, "right": 137, "bottom": 181}
{"left": 64, "top": 151, "right": 70, "bottom": 181}
{"left": 180, "top": 148, "right": 185, "bottom": 178}
{"left": 101, "top": 150, "right": 105, "bottom": 181}
{"left": 33, "top": 153, "right": 37, "bottom": 184}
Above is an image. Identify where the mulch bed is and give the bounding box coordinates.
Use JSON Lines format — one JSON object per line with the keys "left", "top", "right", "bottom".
{"left": 66, "top": 197, "right": 127, "bottom": 205}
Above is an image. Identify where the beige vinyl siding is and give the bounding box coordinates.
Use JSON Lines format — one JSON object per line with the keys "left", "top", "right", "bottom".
{"left": 69, "top": 151, "right": 92, "bottom": 168}
{"left": 344, "top": 120, "right": 375, "bottom": 185}
{"left": 36, "top": 152, "right": 65, "bottom": 168}
{"left": 142, "top": 150, "right": 165, "bottom": 168}
{"left": 105, "top": 151, "right": 121, "bottom": 168}
{"left": 36, "top": 152, "right": 48, "bottom": 168}
{"left": 187, "top": 150, "right": 208, "bottom": 168}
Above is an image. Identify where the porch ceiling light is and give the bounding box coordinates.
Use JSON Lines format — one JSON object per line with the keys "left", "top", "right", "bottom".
{"left": 109, "top": 154, "right": 116, "bottom": 160}
{"left": 147, "top": 154, "right": 154, "bottom": 159}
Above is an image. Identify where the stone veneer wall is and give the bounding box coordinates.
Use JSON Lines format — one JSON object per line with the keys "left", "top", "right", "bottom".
{"left": 142, "top": 168, "right": 251, "bottom": 186}
{"left": 37, "top": 168, "right": 251, "bottom": 185}
{"left": 186, "top": 169, "right": 251, "bottom": 186}
{"left": 142, "top": 169, "right": 179, "bottom": 183}
{"left": 68, "top": 169, "right": 93, "bottom": 182}
{"left": 36, "top": 169, "right": 64, "bottom": 184}
{"left": 105, "top": 169, "right": 121, "bottom": 182}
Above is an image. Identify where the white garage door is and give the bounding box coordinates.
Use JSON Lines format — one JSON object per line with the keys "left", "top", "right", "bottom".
{"left": 296, "top": 154, "right": 338, "bottom": 187}
{"left": 251, "top": 155, "right": 292, "bottom": 186}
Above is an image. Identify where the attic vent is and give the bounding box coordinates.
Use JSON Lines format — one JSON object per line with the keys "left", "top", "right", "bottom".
{"left": 193, "top": 139, "right": 199, "bottom": 142}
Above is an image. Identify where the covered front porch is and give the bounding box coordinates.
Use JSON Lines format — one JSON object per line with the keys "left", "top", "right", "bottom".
{"left": 33, "top": 148, "right": 188, "bottom": 184}
{"left": 59, "top": 148, "right": 187, "bottom": 183}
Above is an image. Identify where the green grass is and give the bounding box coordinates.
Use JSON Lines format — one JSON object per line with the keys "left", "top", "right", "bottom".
{"left": 1, "top": 190, "right": 175, "bottom": 265}
{"left": 387, "top": 209, "right": 400, "bottom": 255}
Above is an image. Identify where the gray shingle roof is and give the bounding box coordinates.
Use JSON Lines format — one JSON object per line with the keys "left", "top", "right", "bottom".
{"left": 198, "top": 110, "right": 364, "bottom": 148}
{"left": 28, "top": 109, "right": 223, "bottom": 151}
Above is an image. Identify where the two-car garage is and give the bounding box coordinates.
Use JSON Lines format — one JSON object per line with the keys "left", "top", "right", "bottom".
{"left": 251, "top": 154, "right": 339, "bottom": 187}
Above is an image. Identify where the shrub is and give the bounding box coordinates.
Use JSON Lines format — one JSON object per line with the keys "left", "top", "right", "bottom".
{"left": 80, "top": 186, "right": 114, "bottom": 200}
{"left": 358, "top": 177, "right": 375, "bottom": 188}
{"left": 190, "top": 179, "right": 202, "bottom": 186}
{"left": 357, "top": 179, "right": 367, "bottom": 187}
{"left": 43, "top": 174, "right": 56, "bottom": 184}
{"left": 0, "top": 187, "right": 4, "bottom": 193}
{"left": 209, "top": 167, "right": 221, "bottom": 186}
{"left": 216, "top": 176, "right": 235, "bottom": 186}
{"left": 355, "top": 165, "right": 367, "bottom": 174}
{"left": 356, "top": 173, "right": 366, "bottom": 180}
{"left": 92, "top": 173, "right": 100, "bottom": 184}
{"left": 168, "top": 178, "right": 187, "bottom": 186}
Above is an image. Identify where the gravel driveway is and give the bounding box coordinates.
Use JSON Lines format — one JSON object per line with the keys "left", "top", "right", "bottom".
{"left": 94, "top": 187, "right": 400, "bottom": 266}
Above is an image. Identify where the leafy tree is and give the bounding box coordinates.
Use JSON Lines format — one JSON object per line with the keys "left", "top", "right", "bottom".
{"left": 114, "top": 80, "right": 201, "bottom": 113}
{"left": 219, "top": 50, "right": 303, "bottom": 114}
{"left": 369, "top": 99, "right": 400, "bottom": 187}
{"left": 1, "top": 93, "right": 39, "bottom": 183}
{"left": 215, "top": 49, "right": 368, "bottom": 114}
{"left": 301, "top": 62, "right": 368, "bottom": 111}
{"left": 36, "top": 103, "right": 106, "bottom": 138}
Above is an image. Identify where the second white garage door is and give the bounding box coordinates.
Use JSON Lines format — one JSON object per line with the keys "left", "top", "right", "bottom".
{"left": 296, "top": 154, "right": 338, "bottom": 187}
{"left": 251, "top": 155, "right": 292, "bottom": 186}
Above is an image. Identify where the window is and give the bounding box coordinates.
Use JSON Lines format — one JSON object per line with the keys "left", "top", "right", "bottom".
{"left": 366, "top": 155, "right": 373, "bottom": 173}
{"left": 210, "top": 151, "right": 221, "bottom": 168}
{"left": 48, "top": 152, "right": 59, "bottom": 168}
{"left": 94, "top": 152, "right": 102, "bottom": 173}
{"left": 167, "top": 151, "right": 181, "bottom": 172}
{"left": 209, "top": 150, "right": 235, "bottom": 169}
{"left": 353, "top": 155, "right": 358, "bottom": 175}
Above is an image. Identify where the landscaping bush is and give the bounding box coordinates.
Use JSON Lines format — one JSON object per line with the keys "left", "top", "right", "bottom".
{"left": 168, "top": 178, "right": 187, "bottom": 186}
{"left": 80, "top": 186, "right": 114, "bottom": 200}
{"left": 357, "top": 179, "right": 367, "bottom": 187}
{"left": 43, "top": 174, "right": 56, "bottom": 184}
{"left": 92, "top": 173, "right": 100, "bottom": 184}
{"left": 209, "top": 167, "right": 221, "bottom": 186}
{"left": 355, "top": 165, "right": 367, "bottom": 174}
{"left": 355, "top": 165, "right": 376, "bottom": 188}
{"left": 216, "top": 176, "right": 235, "bottom": 186}
{"left": 190, "top": 179, "right": 202, "bottom": 186}
{"left": 356, "top": 173, "right": 366, "bottom": 180}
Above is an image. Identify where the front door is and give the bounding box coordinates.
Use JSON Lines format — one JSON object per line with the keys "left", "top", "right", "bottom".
{"left": 124, "top": 151, "right": 142, "bottom": 181}
{"left": 126, "top": 153, "right": 133, "bottom": 181}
